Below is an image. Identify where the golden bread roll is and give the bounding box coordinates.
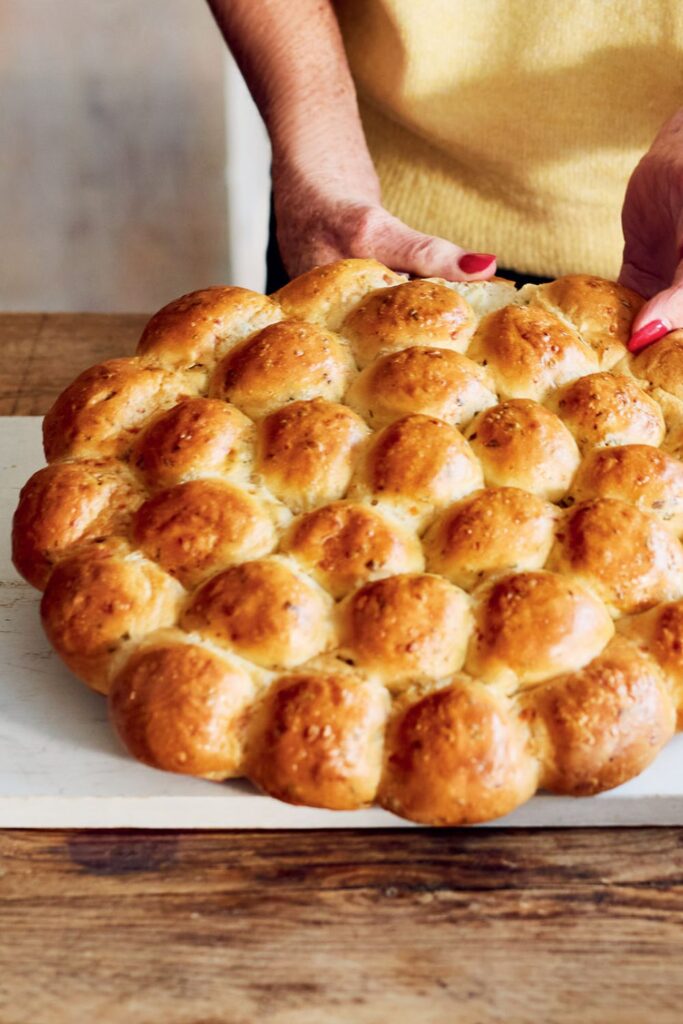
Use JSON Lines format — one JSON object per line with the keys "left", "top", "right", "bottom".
{"left": 209, "top": 318, "right": 355, "bottom": 419}
{"left": 440, "top": 276, "right": 517, "bottom": 318}
{"left": 549, "top": 498, "right": 683, "bottom": 615}
{"left": 341, "top": 279, "right": 476, "bottom": 367}
{"left": 465, "top": 399, "right": 580, "bottom": 501}
{"left": 338, "top": 573, "right": 472, "bottom": 687}
{"left": 348, "top": 413, "right": 483, "bottom": 526}
{"left": 136, "top": 285, "right": 283, "bottom": 370}
{"left": 132, "top": 478, "right": 281, "bottom": 588}
{"left": 131, "top": 397, "right": 253, "bottom": 490}
{"left": 651, "top": 387, "right": 683, "bottom": 460}
{"left": 379, "top": 678, "right": 538, "bottom": 825}
{"left": 344, "top": 346, "right": 497, "bottom": 429}
{"left": 12, "top": 458, "right": 143, "bottom": 590}
{"left": 466, "top": 570, "right": 614, "bottom": 688}
{"left": 256, "top": 399, "right": 369, "bottom": 512}
{"left": 618, "top": 600, "right": 683, "bottom": 725}
{"left": 246, "top": 670, "right": 390, "bottom": 809}
{"left": 569, "top": 444, "right": 683, "bottom": 533}
{"left": 273, "top": 258, "right": 405, "bottom": 330}
{"left": 17, "top": 258, "right": 683, "bottom": 826}
{"left": 528, "top": 274, "right": 643, "bottom": 369}
{"left": 630, "top": 329, "right": 683, "bottom": 400}
{"left": 551, "top": 372, "right": 664, "bottom": 450}
{"left": 42, "top": 358, "right": 204, "bottom": 462}
{"left": 522, "top": 637, "right": 675, "bottom": 795}
{"left": 109, "top": 635, "right": 256, "bottom": 779}
{"left": 423, "top": 487, "right": 559, "bottom": 590}
{"left": 281, "top": 500, "right": 424, "bottom": 598}
{"left": 467, "top": 303, "right": 598, "bottom": 402}
{"left": 181, "top": 556, "right": 335, "bottom": 670}
{"left": 41, "top": 546, "right": 184, "bottom": 693}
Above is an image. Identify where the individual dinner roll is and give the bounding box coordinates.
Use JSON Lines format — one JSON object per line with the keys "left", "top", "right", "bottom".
{"left": 467, "top": 303, "right": 598, "bottom": 402}
{"left": 341, "top": 279, "right": 476, "bottom": 367}
{"left": 132, "top": 478, "right": 282, "bottom": 589}
{"left": 550, "top": 372, "right": 664, "bottom": 450}
{"left": 378, "top": 677, "right": 538, "bottom": 825}
{"left": 569, "top": 445, "right": 683, "bottom": 533}
{"left": 246, "top": 669, "right": 390, "bottom": 809}
{"left": 441, "top": 276, "right": 517, "bottom": 318}
{"left": 652, "top": 388, "right": 683, "bottom": 460}
{"left": 344, "top": 346, "right": 497, "bottom": 429}
{"left": 337, "top": 573, "right": 472, "bottom": 688}
{"left": 348, "top": 413, "right": 483, "bottom": 527}
{"left": 465, "top": 399, "right": 580, "bottom": 501}
{"left": 630, "top": 329, "right": 683, "bottom": 400}
{"left": 11, "top": 458, "right": 144, "bottom": 590}
{"left": 109, "top": 632, "right": 256, "bottom": 779}
{"left": 423, "top": 487, "right": 559, "bottom": 590}
{"left": 522, "top": 636, "right": 675, "bottom": 795}
{"left": 548, "top": 498, "right": 683, "bottom": 615}
{"left": 528, "top": 274, "right": 643, "bottom": 369}
{"left": 42, "top": 358, "right": 205, "bottom": 462}
{"left": 273, "top": 258, "right": 406, "bottom": 330}
{"left": 618, "top": 599, "right": 683, "bottom": 725}
{"left": 209, "top": 319, "right": 356, "bottom": 419}
{"left": 181, "top": 556, "right": 336, "bottom": 670}
{"left": 256, "top": 399, "right": 369, "bottom": 513}
{"left": 40, "top": 546, "right": 184, "bottom": 693}
{"left": 136, "top": 285, "right": 283, "bottom": 370}
{"left": 465, "top": 570, "right": 614, "bottom": 689}
{"left": 131, "top": 397, "right": 254, "bottom": 490}
{"left": 281, "top": 500, "right": 424, "bottom": 598}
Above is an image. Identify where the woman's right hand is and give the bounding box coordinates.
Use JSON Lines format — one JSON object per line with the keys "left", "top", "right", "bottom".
{"left": 209, "top": 0, "right": 495, "bottom": 284}
{"left": 272, "top": 169, "right": 497, "bottom": 282}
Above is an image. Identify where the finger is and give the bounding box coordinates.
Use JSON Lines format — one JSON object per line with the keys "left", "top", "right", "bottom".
{"left": 628, "top": 258, "right": 683, "bottom": 353}
{"left": 365, "top": 212, "right": 497, "bottom": 281}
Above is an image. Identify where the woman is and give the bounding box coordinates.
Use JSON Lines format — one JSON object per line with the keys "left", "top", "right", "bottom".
{"left": 208, "top": 0, "right": 683, "bottom": 352}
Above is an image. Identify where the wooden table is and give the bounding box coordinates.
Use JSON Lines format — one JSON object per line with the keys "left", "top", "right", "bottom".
{"left": 2, "top": 314, "right": 683, "bottom": 1024}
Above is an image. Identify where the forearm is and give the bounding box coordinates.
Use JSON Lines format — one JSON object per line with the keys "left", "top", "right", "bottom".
{"left": 206, "top": 0, "right": 379, "bottom": 199}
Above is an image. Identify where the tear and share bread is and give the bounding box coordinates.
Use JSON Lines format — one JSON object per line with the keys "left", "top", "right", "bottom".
{"left": 13, "top": 257, "right": 683, "bottom": 825}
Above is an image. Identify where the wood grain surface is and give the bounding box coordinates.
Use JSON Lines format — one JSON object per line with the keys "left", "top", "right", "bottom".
{"left": 2, "top": 314, "right": 683, "bottom": 1024}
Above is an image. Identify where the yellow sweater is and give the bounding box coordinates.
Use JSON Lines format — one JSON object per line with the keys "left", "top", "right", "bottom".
{"left": 334, "top": 0, "right": 683, "bottom": 279}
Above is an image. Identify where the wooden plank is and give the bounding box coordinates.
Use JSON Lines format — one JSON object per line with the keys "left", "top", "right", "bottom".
{"left": 1, "top": 828, "right": 683, "bottom": 1023}
{"left": 0, "top": 0, "right": 229, "bottom": 313}
{"left": 0, "top": 313, "right": 147, "bottom": 414}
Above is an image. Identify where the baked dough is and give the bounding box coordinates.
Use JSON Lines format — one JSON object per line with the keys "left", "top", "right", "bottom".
{"left": 12, "top": 258, "right": 683, "bottom": 825}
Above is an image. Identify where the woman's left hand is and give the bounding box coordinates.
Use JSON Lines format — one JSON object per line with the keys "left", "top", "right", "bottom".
{"left": 619, "top": 109, "right": 683, "bottom": 352}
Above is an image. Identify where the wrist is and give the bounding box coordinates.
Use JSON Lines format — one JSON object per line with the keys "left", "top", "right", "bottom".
{"left": 271, "top": 125, "right": 381, "bottom": 208}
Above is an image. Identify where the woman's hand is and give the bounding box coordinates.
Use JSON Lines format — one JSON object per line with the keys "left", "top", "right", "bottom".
{"left": 619, "top": 110, "right": 683, "bottom": 351}
{"left": 209, "top": 0, "right": 495, "bottom": 286}
{"left": 272, "top": 166, "right": 496, "bottom": 281}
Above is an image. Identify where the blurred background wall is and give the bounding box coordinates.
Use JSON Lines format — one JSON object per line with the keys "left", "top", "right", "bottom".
{"left": 0, "top": 0, "right": 270, "bottom": 313}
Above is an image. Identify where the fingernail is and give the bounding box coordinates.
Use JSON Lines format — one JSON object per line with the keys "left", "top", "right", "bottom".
{"left": 628, "top": 318, "right": 671, "bottom": 353}
{"left": 458, "top": 253, "right": 496, "bottom": 274}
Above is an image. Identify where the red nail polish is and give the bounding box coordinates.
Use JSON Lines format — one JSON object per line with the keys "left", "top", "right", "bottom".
{"left": 627, "top": 319, "right": 671, "bottom": 353}
{"left": 458, "top": 253, "right": 496, "bottom": 274}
